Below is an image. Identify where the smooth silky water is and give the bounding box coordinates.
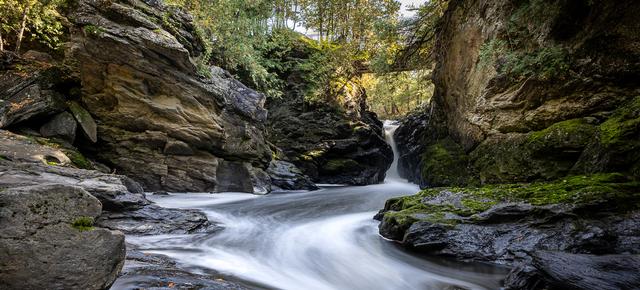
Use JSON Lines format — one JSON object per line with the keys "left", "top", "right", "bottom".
{"left": 114, "top": 121, "right": 508, "bottom": 290}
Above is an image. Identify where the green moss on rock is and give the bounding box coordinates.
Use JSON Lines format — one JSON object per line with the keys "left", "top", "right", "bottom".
{"left": 71, "top": 216, "right": 95, "bottom": 232}
{"left": 64, "top": 150, "right": 94, "bottom": 170}
{"left": 420, "top": 138, "right": 476, "bottom": 186}
{"left": 382, "top": 173, "right": 640, "bottom": 228}
{"left": 599, "top": 96, "right": 640, "bottom": 146}
{"left": 527, "top": 118, "right": 596, "bottom": 150}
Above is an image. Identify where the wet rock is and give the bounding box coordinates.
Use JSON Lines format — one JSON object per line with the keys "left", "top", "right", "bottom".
{"left": 112, "top": 246, "right": 247, "bottom": 290}
{"left": 96, "top": 204, "right": 214, "bottom": 235}
{"left": 377, "top": 180, "right": 640, "bottom": 264}
{"left": 0, "top": 184, "right": 125, "bottom": 290}
{"left": 215, "top": 160, "right": 254, "bottom": 193}
{"left": 505, "top": 252, "right": 640, "bottom": 290}
{"left": 267, "top": 160, "right": 318, "bottom": 190}
{"left": 39, "top": 111, "right": 77, "bottom": 143}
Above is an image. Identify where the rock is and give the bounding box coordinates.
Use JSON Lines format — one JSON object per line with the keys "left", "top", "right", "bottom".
{"left": 215, "top": 160, "right": 254, "bottom": 193}
{"left": 0, "top": 69, "right": 65, "bottom": 128}
{"left": 0, "top": 129, "right": 71, "bottom": 166}
{"left": 377, "top": 177, "right": 640, "bottom": 264}
{"left": 96, "top": 204, "right": 214, "bottom": 235}
{"left": 39, "top": 111, "right": 77, "bottom": 143}
{"left": 267, "top": 160, "right": 318, "bottom": 190}
{"left": 268, "top": 98, "right": 393, "bottom": 185}
{"left": 0, "top": 184, "right": 125, "bottom": 290}
{"left": 394, "top": 0, "right": 640, "bottom": 186}
{"left": 22, "top": 50, "right": 53, "bottom": 62}
{"left": 249, "top": 165, "right": 272, "bottom": 194}
{"left": 65, "top": 0, "right": 271, "bottom": 192}
{"left": 505, "top": 252, "right": 640, "bottom": 290}
{"left": 163, "top": 139, "right": 194, "bottom": 156}
{"left": 0, "top": 130, "right": 212, "bottom": 235}
{"left": 68, "top": 101, "right": 97, "bottom": 143}
{"left": 112, "top": 246, "right": 248, "bottom": 290}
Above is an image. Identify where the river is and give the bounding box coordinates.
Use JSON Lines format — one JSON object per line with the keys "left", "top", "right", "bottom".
{"left": 114, "top": 121, "right": 507, "bottom": 290}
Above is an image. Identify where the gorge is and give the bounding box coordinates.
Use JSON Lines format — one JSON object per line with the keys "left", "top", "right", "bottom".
{"left": 1, "top": 0, "right": 639, "bottom": 289}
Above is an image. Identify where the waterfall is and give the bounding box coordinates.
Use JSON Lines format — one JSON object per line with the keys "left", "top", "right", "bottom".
{"left": 383, "top": 120, "right": 402, "bottom": 181}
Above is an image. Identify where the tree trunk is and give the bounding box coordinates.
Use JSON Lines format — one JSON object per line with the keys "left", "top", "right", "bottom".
{"left": 0, "top": 30, "right": 4, "bottom": 52}
{"left": 15, "top": 5, "right": 30, "bottom": 54}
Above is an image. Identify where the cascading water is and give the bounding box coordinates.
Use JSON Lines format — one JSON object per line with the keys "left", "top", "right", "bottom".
{"left": 113, "top": 121, "right": 507, "bottom": 290}
{"left": 383, "top": 120, "right": 402, "bottom": 181}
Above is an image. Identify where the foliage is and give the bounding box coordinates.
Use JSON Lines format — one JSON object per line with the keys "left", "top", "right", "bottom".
{"left": 385, "top": 0, "right": 449, "bottom": 71}
{"left": 71, "top": 216, "right": 95, "bottom": 231}
{"left": 363, "top": 70, "right": 433, "bottom": 118}
{"left": 476, "top": 0, "right": 573, "bottom": 81}
{"left": 164, "top": 0, "right": 402, "bottom": 101}
{"left": 0, "top": 0, "right": 69, "bottom": 53}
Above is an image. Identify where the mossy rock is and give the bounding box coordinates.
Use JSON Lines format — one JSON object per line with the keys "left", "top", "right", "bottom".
{"left": 420, "top": 138, "right": 476, "bottom": 186}
{"left": 527, "top": 118, "right": 596, "bottom": 153}
{"left": 471, "top": 118, "right": 597, "bottom": 184}
{"left": 321, "top": 158, "right": 360, "bottom": 174}
{"left": 381, "top": 173, "right": 640, "bottom": 229}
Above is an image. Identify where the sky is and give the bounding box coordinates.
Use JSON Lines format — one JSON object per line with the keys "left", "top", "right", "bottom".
{"left": 399, "top": 0, "right": 426, "bottom": 18}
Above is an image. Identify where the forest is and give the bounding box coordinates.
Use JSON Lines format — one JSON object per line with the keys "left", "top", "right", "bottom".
{"left": 1, "top": 0, "right": 639, "bottom": 289}
{"left": 0, "top": 0, "right": 445, "bottom": 118}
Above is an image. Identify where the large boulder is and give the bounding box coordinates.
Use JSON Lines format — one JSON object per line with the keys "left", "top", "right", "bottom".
{"left": 0, "top": 184, "right": 125, "bottom": 290}
{"left": 39, "top": 111, "right": 78, "bottom": 143}
{"left": 61, "top": 0, "right": 272, "bottom": 192}
{"left": 377, "top": 174, "right": 640, "bottom": 264}
{"left": 267, "top": 160, "right": 318, "bottom": 190}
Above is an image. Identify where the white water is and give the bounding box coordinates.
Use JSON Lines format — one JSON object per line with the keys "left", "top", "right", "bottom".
{"left": 383, "top": 120, "right": 402, "bottom": 181}
{"left": 114, "top": 121, "right": 507, "bottom": 290}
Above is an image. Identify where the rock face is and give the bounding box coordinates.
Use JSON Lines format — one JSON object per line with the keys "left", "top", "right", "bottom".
{"left": 395, "top": 0, "right": 640, "bottom": 187}
{"left": 0, "top": 129, "right": 212, "bottom": 235}
{"left": 61, "top": 0, "right": 272, "bottom": 192}
{"left": 268, "top": 95, "right": 393, "bottom": 185}
{"left": 0, "top": 184, "right": 125, "bottom": 290}
{"left": 0, "top": 62, "right": 67, "bottom": 128}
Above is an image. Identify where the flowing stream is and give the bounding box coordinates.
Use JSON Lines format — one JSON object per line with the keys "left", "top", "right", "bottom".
{"left": 115, "top": 121, "right": 507, "bottom": 290}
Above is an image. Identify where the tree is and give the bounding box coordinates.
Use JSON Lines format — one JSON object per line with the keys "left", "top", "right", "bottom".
{"left": 0, "top": 0, "right": 66, "bottom": 54}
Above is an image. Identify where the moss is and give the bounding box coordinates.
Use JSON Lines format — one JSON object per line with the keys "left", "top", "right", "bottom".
{"left": 71, "top": 217, "right": 95, "bottom": 231}
{"left": 83, "top": 25, "right": 104, "bottom": 37}
{"left": 421, "top": 138, "right": 475, "bottom": 186}
{"left": 64, "top": 150, "right": 93, "bottom": 170}
{"left": 384, "top": 173, "right": 640, "bottom": 228}
{"left": 322, "top": 158, "right": 360, "bottom": 173}
{"left": 527, "top": 118, "right": 596, "bottom": 153}
{"left": 599, "top": 96, "right": 640, "bottom": 146}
